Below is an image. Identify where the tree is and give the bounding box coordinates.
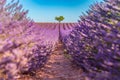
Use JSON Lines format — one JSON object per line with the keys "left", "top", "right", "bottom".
{"left": 55, "top": 16, "right": 64, "bottom": 23}
{"left": 55, "top": 16, "right": 64, "bottom": 42}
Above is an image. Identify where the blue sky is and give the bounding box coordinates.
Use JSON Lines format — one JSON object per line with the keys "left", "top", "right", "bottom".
{"left": 11, "top": 0, "right": 103, "bottom": 22}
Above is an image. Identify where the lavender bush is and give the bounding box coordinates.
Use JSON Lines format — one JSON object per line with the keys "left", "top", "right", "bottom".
{"left": 26, "top": 44, "right": 52, "bottom": 75}
{"left": 0, "top": 0, "right": 53, "bottom": 80}
{"left": 62, "top": 0, "right": 120, "bottom": 79}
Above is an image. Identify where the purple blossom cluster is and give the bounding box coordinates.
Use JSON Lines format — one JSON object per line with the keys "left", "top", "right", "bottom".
{"left": 26, "top": 44, "right": 52, "bottom": 75}
{"left": 62, "top": 0, "right": 120, "bottom": 79}
{"left": 0, "top": 41, "right": 53, "bottom": 80}
{"left": 0, "top": 0, "right": 53, "bottom": 80}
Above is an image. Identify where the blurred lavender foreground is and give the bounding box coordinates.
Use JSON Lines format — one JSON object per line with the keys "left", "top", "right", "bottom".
{"left": 62, "top": 0, "right": 120, "bottom": 80}
{"left": 0, "top": 0, "right": 54, "bottom": 80}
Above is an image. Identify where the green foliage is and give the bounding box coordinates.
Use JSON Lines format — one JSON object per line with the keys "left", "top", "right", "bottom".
{"left": 55, "top": 16, "right": 64, "bottom": 22}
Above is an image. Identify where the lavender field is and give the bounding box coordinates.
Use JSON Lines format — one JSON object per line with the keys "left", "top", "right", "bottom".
{"left": 0, "top": 0, "right": 120, "bottom": 80}
{"left": 34, "top": 22, "right": 78, "bottom": 44}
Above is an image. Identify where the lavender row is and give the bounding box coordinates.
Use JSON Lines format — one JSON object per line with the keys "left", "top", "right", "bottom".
{"left": 62, "top": 0, "right": 120, "bottom": 80}
{"left": 0, "top": 0, "right": 54, "bottom": 80}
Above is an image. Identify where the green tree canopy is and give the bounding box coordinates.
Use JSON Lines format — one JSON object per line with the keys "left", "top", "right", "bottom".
{"left": 55, "top": 16, "right": 64, "bottom": 23}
